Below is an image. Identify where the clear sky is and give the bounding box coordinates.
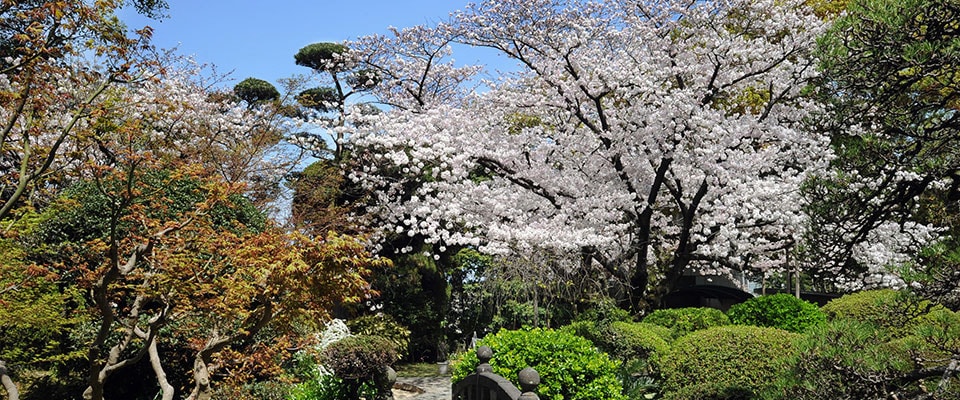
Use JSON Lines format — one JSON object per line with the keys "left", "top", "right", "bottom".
{"left": 118, "top": 1, "right": 477, "bottom": 88}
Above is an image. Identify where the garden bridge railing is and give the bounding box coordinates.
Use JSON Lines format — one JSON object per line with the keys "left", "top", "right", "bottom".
{"left": 451, "top": 346, "right": 540, "bottom": 400}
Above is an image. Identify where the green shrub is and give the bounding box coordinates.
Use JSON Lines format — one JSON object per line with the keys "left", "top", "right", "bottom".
{"left": 727, "top": 294, "right": 825, "bottom": 333}
{"left": 821, "top": 289, "right": 942, "bottom": 338}
{"left": 777, "top": 318, "right": 918, "bottom": 399}
{"left": 642, "top": 307, "right": 730, "bottom": 339}
{"left": 321, "top": 335, "right": 397, "bottom": 380}
{"left": 915, "top": 308, "right": 960, "bottom": 355}
{"left": 657, "top": 325, "right": 799, "bottom": 400}
{"left": 347, "top": 313, "right": 411, "bottom": 360}
{"left": 600, "top": 322, "right": 670, "bottom": 361}
{"left": 567, "top": 297, "right": 667, "bottom": 356}
{"left": 321, "top": 335, "right": 397, "bottom": 399}
{"left": 452, "top": 328, "right": 627, "bottom": 400}
{"left": 564, "top": 320, "right": 669, "bottom": 400}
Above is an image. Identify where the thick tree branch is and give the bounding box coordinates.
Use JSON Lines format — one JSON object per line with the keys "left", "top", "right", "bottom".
{"left": 0, "top": 360, "right": 19, "bottom": 400}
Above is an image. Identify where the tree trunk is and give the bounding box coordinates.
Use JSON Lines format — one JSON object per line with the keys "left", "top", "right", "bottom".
{"left": 187, "top": 353, "right": 215, "bottom": 400}
{"left": 147, "top": 339, "right": 175, "bottom": 400}
{"left": 187, "top": 302, "right": 274, "bottom": 400}
{"left": 0, "top": 360, "right": 19, "bottom": 400}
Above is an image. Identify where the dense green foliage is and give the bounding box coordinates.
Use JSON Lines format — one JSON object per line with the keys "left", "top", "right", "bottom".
{"left": 727, "top": 294, "right": 826, "bottom": 333}
{"left": 294, "top": 42, "right": 350, "bottom": 72}
{"left": 368, "top": 251, "right": 451, "bottom": 362}
{"left": 821, "top": 289, "right": 942, "bottom": 338}
{"left": 297, "top": 87, "right": 340, "bottom": 112}
{"left": 31, "top": 172, "right": 264, "bottom": 245}
{"left": 346, "top": 313, "right": 411, "bottom": 360}
{"left": 642, "top": 307, "right": 731, "bottom": 339}
{"left": 574, "top": 297, "right": 634, "bottom": 326}
{"left": 233, "top": 77, "right": 280, "bottom": 105}
{"left": 563, "top": 301, "right": 669, "bottom": 399}
{"left": 780, "top": 318, "right": 925, "bottom": 399}
{"left": 321, "top": 335, "right": 397, "bottom": 380}
{"left": 320, "top": 335, "right": 397, "bottom": 399}
{"left": 452, "top": 328, "right": 627, "bottom": 400}
{"left": 288, "top": 373, "right": 376, "bottom": 400}
{"left": 657, "top": 326, "right": 799, "bottom": 400}
{"left": 564, "top": 321, "right": 669, "bottom": 362}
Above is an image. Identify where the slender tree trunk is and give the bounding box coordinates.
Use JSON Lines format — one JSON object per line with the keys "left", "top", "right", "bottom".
{"left": 147, "top": 338, "right": 175, "bottom": 400}
{"left": 794, "top": 267, "right": 801, "bottom": 299}
{"left": 84, "top": 293, "right": 157, "bottom": 400}
{"left": 0, "top": 360, "right": 19, "bottom": 400}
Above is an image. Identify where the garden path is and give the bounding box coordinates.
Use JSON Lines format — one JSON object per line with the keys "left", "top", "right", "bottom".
{"left": 393, "top": 376, "right": 451, "bottom": 400}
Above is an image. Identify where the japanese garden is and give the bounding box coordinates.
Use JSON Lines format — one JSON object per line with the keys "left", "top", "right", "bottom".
{"left": 1, "top": 0, "right": 959, "bottom": 399}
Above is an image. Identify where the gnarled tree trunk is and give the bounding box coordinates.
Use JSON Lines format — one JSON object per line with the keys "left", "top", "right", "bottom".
{"left": 0, "top": 360, "right": 19, "bottom": 400}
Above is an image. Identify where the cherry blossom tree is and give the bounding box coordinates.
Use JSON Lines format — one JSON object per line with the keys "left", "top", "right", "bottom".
{"left": 351, "top": 0, "right": 832, "bottom": 311}
{"left": 283, "top": 27, "right": 481, "bottom": 233}
{"left": 801, "top": 0, "right": 960, "bottom": 294}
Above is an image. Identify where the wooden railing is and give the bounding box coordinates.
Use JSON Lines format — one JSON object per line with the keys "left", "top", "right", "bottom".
{"left": 451, "top": 346, "right": 540, "bottom": 400}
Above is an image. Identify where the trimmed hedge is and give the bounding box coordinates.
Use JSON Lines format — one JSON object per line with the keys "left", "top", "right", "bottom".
{"left": 452, "top": 328, "right": 627, "bottom": 400}
{"left": 321, "top": 335, "right": 397, "bottom": 380}
{"left": 820, "top": 289, "right": 942, "bottom": 338}
{"left": 642, "top": 307, "right": 730, "bottom": 339}
{"left": 606, "top": 322, "right": 670, "bottom": 361}
{"left": 565, "top": 320, "right": 670, "bottom": 362}
{"left": 727, "top": 294, "right": 825, "bottom": 333}
{"left": 657, "top": 325, "right": 799, "bottom": 400}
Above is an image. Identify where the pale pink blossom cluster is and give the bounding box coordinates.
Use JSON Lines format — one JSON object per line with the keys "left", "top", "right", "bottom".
{"left": 104, "top": 62, "right": 292, "bottom": 194}
{"left": 2, "top": 56, "right": 291, "bottom": 206}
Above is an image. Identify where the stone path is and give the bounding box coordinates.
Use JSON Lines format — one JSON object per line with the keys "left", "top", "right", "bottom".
{"left": 392, "top": 376, "right": 451, "bottom": 400}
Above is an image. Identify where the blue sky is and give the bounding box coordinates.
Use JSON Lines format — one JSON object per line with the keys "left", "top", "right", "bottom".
{"left": 118, "top": 1, "right": 477, "bottom": 88}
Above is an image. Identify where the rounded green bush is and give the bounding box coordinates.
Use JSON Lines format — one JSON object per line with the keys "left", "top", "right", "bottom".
{"left": 642, "top": 307, "right": 730, "bottom": 339}
{"left": 820, "top": 289, "right": 943, "bottom": 338}
{"left": 452, "top": 328, "right": 627, "bottom": 400}
{"left": 321, "top": 334, "right": 397, "bottom": 380}
{"left": 657, "top": 325, "right": 799, "bottom": 400}
{"left": 727, "top": 294, "right": 825, "bottom": 333}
